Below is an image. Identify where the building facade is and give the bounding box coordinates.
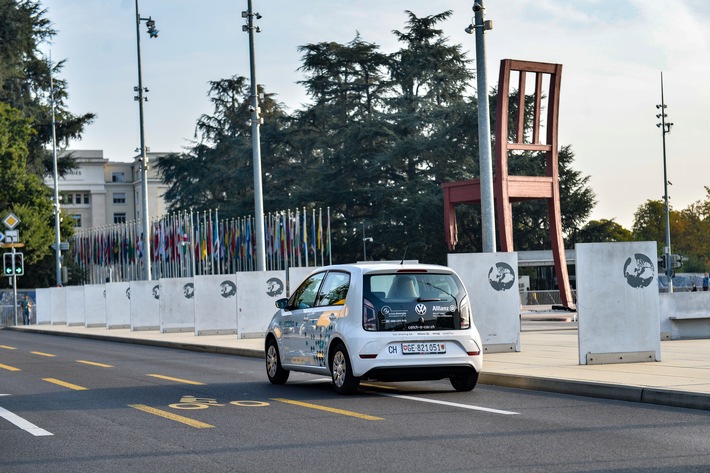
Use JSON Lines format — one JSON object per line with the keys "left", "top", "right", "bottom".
{"left": 44, "top": 150, "right": 170, "bottom": 229}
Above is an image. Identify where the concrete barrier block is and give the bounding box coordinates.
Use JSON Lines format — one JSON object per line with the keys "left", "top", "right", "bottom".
{"left": 66, "top": 286, "right": 85, "bottom": 326}
{"left": 36, "top": 288, "right": 51, "bottom": 325}
{"left": 194, "top": 274, "right": 237, "bottom": 335}
{"left": 159, "top": 277, "right": 195, "bottom": 333}
{"left": 84, "top": 284, "right": 107, "bottom": 327}
{"left": 448, "top": 252, "right": 521, "bottom": 352}
{"left": 50, "top": 286, "right": 67, "bottom": 325}
{"left": 576, "top": 242, "right": 661, "bottom": 364}
{"left": 237, "top": 271, "right": 286, "bottom": 338}
{"left": 105, "top": 282, "right": 130, "bottom": 329}
{"left": 130, "top": 280, "right": 160, "bottom": 331}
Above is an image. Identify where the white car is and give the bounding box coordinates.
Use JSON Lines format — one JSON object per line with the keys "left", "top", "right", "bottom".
{"left": 265, "top": 262, "right": 483, "bottom": 394}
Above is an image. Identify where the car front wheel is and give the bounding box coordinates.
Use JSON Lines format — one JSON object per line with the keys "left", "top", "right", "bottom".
{"left": 266, "top": 338, "right": 289, "bottom": 385}
{"left": 330, "top": 343, "right": 359, "bottom": 394}
{"left": 450, "top": 370, "right": 479, "bottom": 392}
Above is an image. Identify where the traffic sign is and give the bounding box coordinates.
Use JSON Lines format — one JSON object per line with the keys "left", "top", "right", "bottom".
{"left": 3, "top": 213, "right": 20, "bottom": 230}
{"left": 50, "top": 242, "right": 69, "bottom": 251}
{"left": 4, "top": 229, "right": 18, "bottom": 243}
{"left": 1, "top": 243, "right": 25, "bottom": 248}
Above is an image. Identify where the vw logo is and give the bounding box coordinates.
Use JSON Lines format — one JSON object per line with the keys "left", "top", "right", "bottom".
{"left": 415, "top": 303, "right": 427, "bottom": 316}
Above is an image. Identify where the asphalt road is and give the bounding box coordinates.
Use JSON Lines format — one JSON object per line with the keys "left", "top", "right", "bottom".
{"left": 1, "top": 330, "right": 710, "bottom": 473}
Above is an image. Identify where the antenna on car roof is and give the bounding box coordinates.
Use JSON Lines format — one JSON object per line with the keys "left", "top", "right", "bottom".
{"left": 400, "top": 245, "right": 408, "bottom": 265}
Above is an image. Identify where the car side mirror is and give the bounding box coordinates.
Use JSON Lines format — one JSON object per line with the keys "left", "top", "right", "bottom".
{"left": 275, "top": 298, "right": 288, "bottom": 309}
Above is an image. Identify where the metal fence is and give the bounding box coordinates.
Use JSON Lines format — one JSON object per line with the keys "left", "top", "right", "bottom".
{"left": 0, "top": 290, "right": 35, "bottom": 327}
{"left": 519, "top": 290, "right": 577, "bottom": 306}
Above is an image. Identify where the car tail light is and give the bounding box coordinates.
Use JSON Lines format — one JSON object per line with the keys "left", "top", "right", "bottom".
{"left": 459, "top": 296, "right": 471, "bottom": 329}
{"left": 363, "top": 298, "right": 377, "bottom": 331}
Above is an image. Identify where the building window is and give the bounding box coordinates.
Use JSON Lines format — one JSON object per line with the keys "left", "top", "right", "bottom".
{"left": 113, "top": 213, "right": 127, "bottom": 224}
{"left": 112, "top": 172, "right": 125, "bottom": 182}
{"left": 113, "top": 192, "right": 126, "bottom": 204}
{"left": 83, "top": 193, "right": 90, "bottom": 204}
{"left": 71, "top": 214, "right": 82, "bottom": 227}
{"left": 66, "top": 193, "right": 73, "bottom": 205}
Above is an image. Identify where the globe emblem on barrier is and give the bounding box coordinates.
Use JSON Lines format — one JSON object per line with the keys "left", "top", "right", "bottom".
{"left": 488, "top": 262, "right": 516, "bottom": 292}
{"left": 623, "top": 253, "right": 655, "bottom": 289}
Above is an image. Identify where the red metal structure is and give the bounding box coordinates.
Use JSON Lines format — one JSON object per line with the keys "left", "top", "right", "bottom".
{"left": 442, "top": 59, "right": 574, "bottom": 309}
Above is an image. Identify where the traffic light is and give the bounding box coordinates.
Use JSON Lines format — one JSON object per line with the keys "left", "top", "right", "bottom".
{"left": 13, "top": 253, "right": 23, "bottom": 276}
{"left": 3, "top": 253, "right": 12, "bottom": 276}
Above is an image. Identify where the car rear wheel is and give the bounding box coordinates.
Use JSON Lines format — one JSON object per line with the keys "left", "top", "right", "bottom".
{"left": 450, "top": 370, "right": 478, "bottom": 392}
{"left": 266, "top": 338, "right": 289, "bottom": 385}
{"left": 330, "top": 343, "right": 359, "bottom": 395}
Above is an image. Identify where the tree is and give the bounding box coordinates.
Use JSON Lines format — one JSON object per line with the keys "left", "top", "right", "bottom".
{"left": 0, "top": 0, "right": 94, "bottom": 177}
{"left": 0, "top": 102, "right": 61, "bottom": 288}
{"left": 573, "top": 219, "right": 633, "bottom": 243}
{"left": 156, "top": 76, "right": 291, "bottom": 218}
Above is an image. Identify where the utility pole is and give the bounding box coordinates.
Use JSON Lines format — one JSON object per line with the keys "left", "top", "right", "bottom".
{"left": 243, "top": 0, "right": 266, "bottom": 271}
{"left": 466, "top": 1, "right": 496, "bottom": 252}
{"left": 656, "top": 72, "right": 674, "bottom": 292}
{"left": 134, "top": 0, "right": 158, "bottom": 280}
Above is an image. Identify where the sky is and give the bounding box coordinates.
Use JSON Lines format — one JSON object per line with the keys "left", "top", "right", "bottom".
{"left": 39, "top": 0, "right": 710, "bottom": 230}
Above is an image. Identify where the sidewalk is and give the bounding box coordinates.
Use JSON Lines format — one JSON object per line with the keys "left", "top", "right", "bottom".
{"left": 7, "top": 322, "right": 710, "bottom": 411}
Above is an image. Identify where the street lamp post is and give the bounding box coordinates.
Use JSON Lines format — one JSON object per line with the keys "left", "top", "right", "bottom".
{"left": 465, "top": 1, "right": 496, "bottom": 253}
{"left": 50, "top": 58, "right": 62, "bottom": 287}
{"left": 242, "top": 0, "right": 266, "bottom": 271}
{"left": 656, "top": 72, "right": 673, "bottom": 292}
{"left": 134, "top": 0, "right": 158, "bottom": 281}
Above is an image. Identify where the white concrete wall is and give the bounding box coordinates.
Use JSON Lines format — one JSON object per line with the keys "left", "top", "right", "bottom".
{"left": 66, "top": 286, "right": 85, "bottom": 326}
{"left": 36, "top": 288, "right": 51, "bottom": 325}
{"left": 105, "top": 282, "right": 130, "bottom": 329}
{"left": 448, "top": 252, "right": 521, "bottom": 353}
{"left": 84, "top": 284, "right": 107, "bottom": 327}
{"left": 50, "top": 287, "right": 67, "bottom": 325}
{"left": 237, "top": 271, "right": 287, "bottom": 338}
{"left": 130, "top": 281, "right": 160, "bottom": 331}
{"left": 659, "top": 292, "right": 710, "bottom": 339}
{"left": 194, "top": 274, "right": 238, "bottom": 335}
{"left": 159, "top": 277, "right": 195, "bottom": 333}
{"left": 576, "top": 242, "right": 661, "bottom": 365}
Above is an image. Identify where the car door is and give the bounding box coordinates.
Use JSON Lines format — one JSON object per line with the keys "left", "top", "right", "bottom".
{"left": 304, "top": 271, "right": 351, "bottom": 368}
{"left": 281, "top": 272, "right": 325, "bottom": 366}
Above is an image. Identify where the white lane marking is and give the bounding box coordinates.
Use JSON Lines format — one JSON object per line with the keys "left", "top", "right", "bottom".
{"left": 375, "top": 392, "right": 520, "bottom": 415}
{"left": 0, "top": 406, "right": 53, "bottom": 436}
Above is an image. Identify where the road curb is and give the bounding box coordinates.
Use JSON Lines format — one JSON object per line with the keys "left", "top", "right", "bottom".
{"left": 480, "top": 372, "right": 710, "bottom": 411}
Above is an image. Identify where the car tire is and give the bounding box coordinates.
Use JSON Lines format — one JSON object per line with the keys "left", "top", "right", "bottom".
{"left": 266, "top": 338, "right": 289, "bottom": 385}
{"left": 450, "top": 370, "right": 479, "bottom": 392}
{"left": 330, "top": 343, "right": 360, "bottom": 395}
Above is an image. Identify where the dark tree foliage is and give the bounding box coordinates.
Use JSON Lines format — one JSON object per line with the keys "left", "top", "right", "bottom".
{"left": 156, "top": 76, "right": 291, "bottom": 218}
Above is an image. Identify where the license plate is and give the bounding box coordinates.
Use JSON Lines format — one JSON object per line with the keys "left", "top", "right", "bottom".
{"left": 401, "top": 342, "right": 446, "bottom": 355}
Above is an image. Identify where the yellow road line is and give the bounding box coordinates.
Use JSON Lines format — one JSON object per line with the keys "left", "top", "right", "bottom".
{"left": 43, "top": 378, "right": 88, "bottom": 391}
{"left": 146, "top": 374, "right": 205, "bottom": 385}
{"left": 31, "top": 351, "right": 56, "bottom": 357}
{"left": 77, "top": 360, "right": 113, "bottom": 368}
{"left": 0, "top": 345, "right": 16, "bottom": 350}
{"left": 272, "top": 398, "right": 383, "bottom": 421}
{"left": 129, "top": 404, "right": 214, "bottom": 429}
{"left": 0, "top": 363, "right": 20, "bottom": 372}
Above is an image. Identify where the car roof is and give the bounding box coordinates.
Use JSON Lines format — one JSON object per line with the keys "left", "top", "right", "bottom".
{"left": 307, "top": 262, "right": 457, "bottom": 277}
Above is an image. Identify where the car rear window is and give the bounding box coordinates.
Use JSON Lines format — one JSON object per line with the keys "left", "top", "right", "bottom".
{"left": 363, "top": 273, "right": 465, "bottom": 331}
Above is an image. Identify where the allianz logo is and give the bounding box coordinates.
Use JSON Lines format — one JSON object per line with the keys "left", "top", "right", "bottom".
{"left": 432, "top": 305, "right": 456, "bottom": 312}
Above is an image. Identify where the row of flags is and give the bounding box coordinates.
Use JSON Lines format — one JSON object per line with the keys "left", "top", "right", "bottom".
{"left": 70, "top": 207, "right": 332, "bottom": 284}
